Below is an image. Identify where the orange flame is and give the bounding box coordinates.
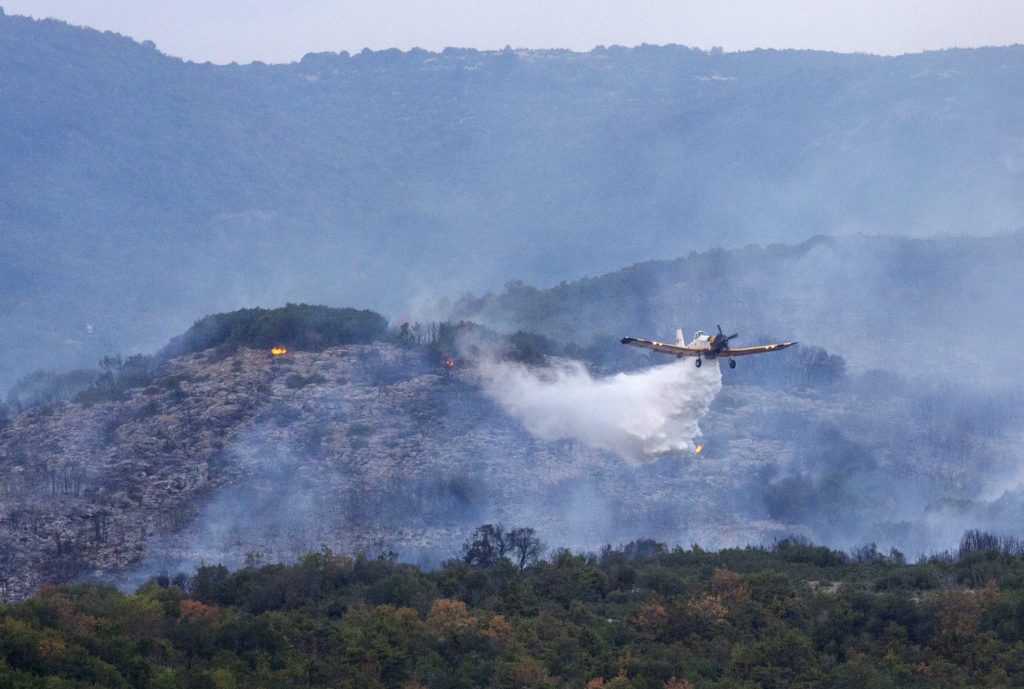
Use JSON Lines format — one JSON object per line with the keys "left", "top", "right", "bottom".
{"left": 270, "top": 347, "right": 288, "bottom": 356}
{"left": 694, "top": 443, "right": 704, "bottom": 455}
{"left": 442, "top": 358, "right": 456, "bottom": 368}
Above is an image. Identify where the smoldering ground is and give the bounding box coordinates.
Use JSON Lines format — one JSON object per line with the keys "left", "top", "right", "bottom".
{"left": 111, "top": 342, "right": 1024, "bottom": 591}
{"left": 704, "top": 373, "right": 1024, "bottom": 557}
{"left": 115, "top": 348, "right": 729, "bottom": 586}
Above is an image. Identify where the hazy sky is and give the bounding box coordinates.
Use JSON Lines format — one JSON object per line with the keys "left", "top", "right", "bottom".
{"left": 4, "top": 0, "right": 1023, "bottom": 64}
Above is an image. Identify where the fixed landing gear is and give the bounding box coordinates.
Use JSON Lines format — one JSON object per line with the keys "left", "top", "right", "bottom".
{"left": 695, "top": 357, "right": 702, "bottom": 368}
{"left": 729, "top": 359, "right": 736, "bottom": 369}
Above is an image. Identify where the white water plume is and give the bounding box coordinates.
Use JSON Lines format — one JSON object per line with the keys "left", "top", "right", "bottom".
{"left": 478, "top": 357, "right": 723, "bottom": 462}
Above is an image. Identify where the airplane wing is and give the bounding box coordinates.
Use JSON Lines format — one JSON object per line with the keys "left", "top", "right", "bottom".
{"left": 620, "top": 337, "right": 702, "bottom": 357}
{"left": 723, "top": 342, "right": 798, "bottom": 356}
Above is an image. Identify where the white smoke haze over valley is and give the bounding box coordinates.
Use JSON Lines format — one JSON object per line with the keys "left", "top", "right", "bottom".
{"left": 478, "top": 357, "right": 722, "bottom": 462}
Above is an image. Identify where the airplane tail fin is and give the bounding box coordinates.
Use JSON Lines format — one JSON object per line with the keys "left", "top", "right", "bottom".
{"left": 675, "top": 328, "right": 685, "bottom": 346}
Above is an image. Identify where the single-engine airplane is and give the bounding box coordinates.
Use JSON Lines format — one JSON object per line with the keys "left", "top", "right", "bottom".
{"left": 621, "top": 325, "right": 796, "bottom": 369}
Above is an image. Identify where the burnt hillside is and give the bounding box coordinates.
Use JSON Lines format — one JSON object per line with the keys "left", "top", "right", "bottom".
{"left": 1, "top": 332, "right": 1020, "bottom": 600}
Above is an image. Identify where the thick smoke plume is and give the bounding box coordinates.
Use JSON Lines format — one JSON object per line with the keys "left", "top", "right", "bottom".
{"left": 478, "top": 357, "right": 722, "bottom": 462}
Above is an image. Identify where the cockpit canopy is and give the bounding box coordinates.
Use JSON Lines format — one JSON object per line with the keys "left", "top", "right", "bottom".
{"left": 693, "top": 330, "right": 709, "bottom": 340}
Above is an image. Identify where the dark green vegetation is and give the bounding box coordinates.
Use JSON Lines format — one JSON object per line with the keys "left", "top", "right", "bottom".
{"left": 162, "top": 305, "right": 389, "bottom": 358}
{"left": 2, "top": 8, "right": 1022, "bottom": 388}
{"left": 3, "top": 531, "right": 1024, "bottom": 688}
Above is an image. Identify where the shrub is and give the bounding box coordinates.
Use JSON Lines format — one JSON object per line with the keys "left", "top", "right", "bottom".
{"left": 284, "top": 373, "right": 326, "bottom": 390}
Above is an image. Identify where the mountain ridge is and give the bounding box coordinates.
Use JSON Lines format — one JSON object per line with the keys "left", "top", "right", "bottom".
{"left": 2, "top": 11, "right": 1022, "bottom": 388}
{"left": 448, "top": 231, "right": 1024, "bottom": 383}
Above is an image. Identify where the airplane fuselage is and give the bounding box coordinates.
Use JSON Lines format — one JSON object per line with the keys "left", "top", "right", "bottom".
{"left": 620, "top": 326, "right": 796, "bottom": 368}
{"left": 685, "top": 331, "right": 726, "bottom": 356}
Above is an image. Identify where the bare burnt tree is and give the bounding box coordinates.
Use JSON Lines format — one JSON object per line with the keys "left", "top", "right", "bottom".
{"left": 506, "top": 527, "right": 544, "bottom": 570}
{"left": 462, "top": 524, "right": 543, "bottom": 569}
{"left": 56, "top": 461, "right": 87, "bottom": 496}
{"left": 91, "top": 509, "right": 110, "bottom": 548}
{"left": 0, "top": 541, "right": 12, "bottom": 602}
{"left": 28, "top": 508, "right": 44, "bottom": 536}
{"left": 959, "top": 529, "right": 1024, "bottom": 558}
{"left": 47, "top": 531, "right": 87, "bottom": 584}
{"left": 462, "top": 524, "right": 509, "bottom": 567}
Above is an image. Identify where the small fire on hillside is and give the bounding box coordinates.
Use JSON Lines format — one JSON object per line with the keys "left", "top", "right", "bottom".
{"left": 442, "top": 358, "right": 456, "bottom": 368}
{"left": 270, "top": 347, "right": 288, "bottom": 356}
{"left": 694, "top": 443, "right": 704, "bottom": 455}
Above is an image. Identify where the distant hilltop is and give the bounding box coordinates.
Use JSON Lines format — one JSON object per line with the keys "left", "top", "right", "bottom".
{"left": 1, "top": 9, "right": 1022, "bottom": 387}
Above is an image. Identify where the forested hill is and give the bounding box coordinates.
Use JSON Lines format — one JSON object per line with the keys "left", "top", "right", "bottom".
{"left": 2, "top": 10, "right": 1023, "bottom": 388}
{"left": 451, "top": 232, "right": 1024, "bottom": 383}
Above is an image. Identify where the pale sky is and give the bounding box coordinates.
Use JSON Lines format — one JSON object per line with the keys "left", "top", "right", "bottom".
{"left": 3, "top": 0, "right": 1023, "bottom": 64}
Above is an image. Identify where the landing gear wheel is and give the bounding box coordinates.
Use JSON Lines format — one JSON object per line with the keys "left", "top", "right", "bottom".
{"left": 695, "top": 358, "right": 702, "bottom": 368}
{"left": 729, "top": 359, "right": 736, "bottom": 369}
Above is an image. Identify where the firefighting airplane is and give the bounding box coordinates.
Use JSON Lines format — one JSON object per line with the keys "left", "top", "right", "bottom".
{"left": 621, "top": 325, "right": 797, "bottom": 369}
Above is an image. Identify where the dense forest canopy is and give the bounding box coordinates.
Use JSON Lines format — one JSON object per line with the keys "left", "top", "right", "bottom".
{"left": 2, "top": 532, "right": 1024, "bottom": 688}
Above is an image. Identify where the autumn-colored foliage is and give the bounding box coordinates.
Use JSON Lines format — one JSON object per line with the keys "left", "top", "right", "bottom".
{"left": 485, "top": 613, "right": 512, "bottom": 642}
{"left": 178, "top": 598, "right": 219, "bottom": 623}
{"left": 1, "top": 536, "right": 1024, "bottom": 688}
{"left": 631, "top": 602, "right": 669, "bottom": 637}
{"left": 426, "top": 597, "right": 477, "bottom": 636}
{"left": 710, "top": 567, "right": 749, "bottom": 603}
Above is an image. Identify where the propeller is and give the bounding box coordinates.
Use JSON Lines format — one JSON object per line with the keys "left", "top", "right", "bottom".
{"left": 714, "top": 324, "right": 739, "bottom": 347}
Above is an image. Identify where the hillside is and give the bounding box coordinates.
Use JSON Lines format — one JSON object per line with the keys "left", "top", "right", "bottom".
{"left": 2, "top": 10, "right": 1023, "bottom": 387}
{"left": 1, "top": 313, "right": 1021, "bottom": 601}
{"left": 450, "top": 232, "right": 1024, "bottom": 383}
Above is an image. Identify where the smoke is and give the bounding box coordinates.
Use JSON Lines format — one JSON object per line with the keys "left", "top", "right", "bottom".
{"left": 477, "top": 356, "right": 722, "bottom": 462}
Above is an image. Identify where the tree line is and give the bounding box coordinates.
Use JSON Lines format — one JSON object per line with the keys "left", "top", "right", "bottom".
{"left": 2, "top": 528, "right": 1024, "bottom": 688}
